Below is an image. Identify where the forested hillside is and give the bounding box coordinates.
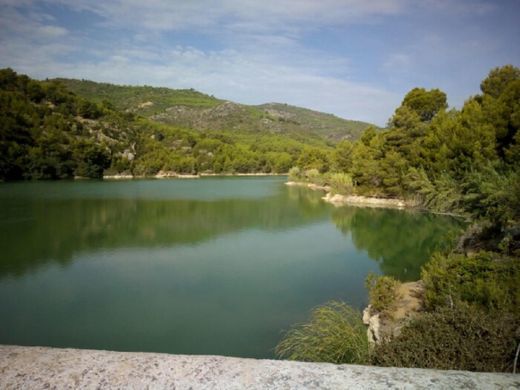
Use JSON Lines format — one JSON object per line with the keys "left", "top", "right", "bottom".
{"left": 1, "top": 68, "right": 356, "bottom": 180}
{"left": 56, "top": 78, "right": 372, "bottom": 142}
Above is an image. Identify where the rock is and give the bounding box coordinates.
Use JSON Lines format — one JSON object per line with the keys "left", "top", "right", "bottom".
{"left": 363, "top": 281, "right": 425, "bottom": 345}
{"left": 138, "top": 101, "right": 154, "bottom": 108}
{"left": 362, "top": 305, "right": 372, "bottom": 325}
{"left": 322, "top": 193, "right": 408, "bottom": 209}
{"left": 103, "top": 174, "right": 134, "bottom": 179}
{"left": 0, "top": 345, "right": 517, "bottom": 389}
{"left": 368, "top": 313, "right": 382, "bottom": 344}
{"left": 122, "top": 149, "right": 135, "bottom": 161}
{"left": 155, "top": 170, "right": 178, "bottom": 178}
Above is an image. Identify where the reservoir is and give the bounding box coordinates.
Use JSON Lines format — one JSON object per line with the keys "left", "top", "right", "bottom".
{"left": 0, "top": 177, "right": 461, "bottom": 358}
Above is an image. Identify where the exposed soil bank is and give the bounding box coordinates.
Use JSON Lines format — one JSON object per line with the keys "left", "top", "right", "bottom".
{"left": 1, "top": 345, "right": 517, "bottom": 389}
{"left": 363, "top": 281, "right": 425, "bottom": 344}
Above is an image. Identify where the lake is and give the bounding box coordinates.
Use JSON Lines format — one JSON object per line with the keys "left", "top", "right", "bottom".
{"left": 0, "top": 177, "right": 462, "bottom": 358}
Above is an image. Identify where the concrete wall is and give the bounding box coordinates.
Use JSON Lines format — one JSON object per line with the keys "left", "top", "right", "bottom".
{"left": 0, "top": 345, "right": 518, "bottom": 389}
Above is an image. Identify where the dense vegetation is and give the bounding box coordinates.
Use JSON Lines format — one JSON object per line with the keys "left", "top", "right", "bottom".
{"left": 1, "top": 68, "right": 359, "bottom": 180}
{"left": 278, "top": 65, "right": 520, "bottom": 372}
{"left": 0, "top": 69, "right": 117, "bottom": 180}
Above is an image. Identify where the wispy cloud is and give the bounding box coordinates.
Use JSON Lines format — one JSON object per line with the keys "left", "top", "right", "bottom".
{"left": 44, "top": 0, "right": 409, "bottom": 33}
{"left": 0, "top": 0, "right": 518, "bottom": 125}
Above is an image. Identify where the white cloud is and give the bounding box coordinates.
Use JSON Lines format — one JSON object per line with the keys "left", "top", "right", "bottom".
{"left": 38, "top": 25, "right": 67, "bottom": 37}
{"left": 3, "top": 0, "right": 509, "bottom": 125}
{"left": 43, "top": 0, "right": 409, "bottom": 34}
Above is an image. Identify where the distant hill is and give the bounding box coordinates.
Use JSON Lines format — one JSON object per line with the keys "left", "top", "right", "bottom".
{"left": 1, "top": 68, "right": 349, "bottom": 180}
{"left": 55, "top": 78, "right": 374, "bottom": 142}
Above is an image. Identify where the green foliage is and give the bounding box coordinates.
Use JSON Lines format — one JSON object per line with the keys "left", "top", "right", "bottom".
{"left": 58, "top": 80, "right": 374, "bottom": 144}
{"left": 365, "top": 274, "right": 400, "bottom": 314}
{"left": 303, "top": 168, "right": 320, "bottom": 181}
{"left": 398, "top": 87, "right": 447, "bottom": 122}
{"left": 54, "top": 78, "right": 221, "bottom": 113}
{"left": 327, "top": 172, "right": 353, "bottom": 194}
{"left": 0, "top": 68, "right": 124, "bottom": 180}
{"left": 333, "top": 139, "right": 354, "bottom": 172}
{"left": 73, "top": 141, "right": 111, "bottom": 178}
{"left": 275, "top": 301, "right": 369, "bottom": 364}
{"left": 288, "top": 166, "right": 301, "bottom": 181}
{"left": 350, "top": 128, "right": 386, "bottom": 195}
{"left": 339, "top": 65, "right": 520, "bottom": 221}
{"left": 297, "top": 148, "right": 331, "bottom": 173}
{"left": 461, "top": 166, "right": 520, "bottom": 227}
{"left": 0, "top": 69, "right": 338, "bottom": 180}
{"left": 422, "top": 252, "right": 519, "bottom": 312}
{"left": 371, "top": 304, "right": 519, "bottom": 372}
{"left": 480, "top": 64, "right": 520, "bottom": 98}
{"left": 277, "top": 66, "right": 520, "bottom": 373}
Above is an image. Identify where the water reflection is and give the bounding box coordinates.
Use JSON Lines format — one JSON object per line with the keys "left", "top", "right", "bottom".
{"left": 331, "top": 206, "right": 463, "bottom": 280}
{"left": 0, "top": 180, "right": 463, "bottom": 280}
{"left": 0, "top": 179, "right": 463, "bottom": 357}
{"left": 0, "top": 181, "right": 328, "bottom": 277}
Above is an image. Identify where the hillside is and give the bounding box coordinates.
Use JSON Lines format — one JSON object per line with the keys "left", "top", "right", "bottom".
{"left": 55, "top": 78, "right": 373, "bottom": 142}
{"left": 0, "top": 68, "right": 343, "bottom": 180}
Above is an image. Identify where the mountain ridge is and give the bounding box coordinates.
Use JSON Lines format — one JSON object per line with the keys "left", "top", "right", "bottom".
{"left": 54, "top": 78, "right": 375, "bottom": 142}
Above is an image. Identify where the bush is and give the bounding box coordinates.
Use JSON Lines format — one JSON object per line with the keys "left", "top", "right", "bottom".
{"left": 304, "top": 168, "right": 320, "bottom": 182}
{"left": 371, "top": 304, "right": 519, "bottom": 372}
{"left": 365, "top": 274, "right": 400, "bottom": 314}
{"left": 288, "top": 166, "right": 301, "bottom": 181}
{"left": 421, "top": 252, "right": 519, "bottom": 312}
{"left": 275, "top": 301, "right": 369, "bottom": 364}
{"left": 328, "top": 172, "right": 354, "bottom": 195}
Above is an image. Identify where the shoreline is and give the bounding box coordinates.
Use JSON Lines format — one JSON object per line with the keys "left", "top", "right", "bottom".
{"left": 285, "top": 181, "right": 410, "bottom": 209}
{"left": 102, "top": 172, "right": 287, "bottom": 180}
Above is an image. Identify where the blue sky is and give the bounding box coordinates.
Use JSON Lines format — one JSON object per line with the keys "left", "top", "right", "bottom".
{"left": 0, "top": 0, "right": 519, "bottom": 125}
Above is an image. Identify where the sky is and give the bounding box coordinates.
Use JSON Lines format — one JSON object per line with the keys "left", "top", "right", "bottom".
{"left": 0, "top": 0, "right": 519, "bottom": 126}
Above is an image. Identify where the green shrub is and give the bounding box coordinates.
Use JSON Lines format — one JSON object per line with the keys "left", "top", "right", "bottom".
{"left": 365, "top": 274, "right": 400, "bottom": 314}
{"left": 328, "top": 172, "right": 354, "bottom": 195}
{"left": 275, "top": 301, "right": 369, "bottom": 364}
{"left": 304, "top": 168, "right": 320, "bottom": 182}
{"left": 422, "top": 252, "right": 519, "bottom": 312}
{"left": 371, "top": 304, "right": 519, "bottom": 372}
{"left": 288, "top": 166, "right": 301, "bottom": 181}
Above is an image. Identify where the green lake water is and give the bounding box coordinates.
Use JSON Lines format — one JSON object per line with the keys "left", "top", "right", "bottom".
{"left": 0, "top": 177, "right": 462, "bottom": 358}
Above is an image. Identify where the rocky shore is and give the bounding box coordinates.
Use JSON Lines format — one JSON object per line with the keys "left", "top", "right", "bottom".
{"left": 322, "top": 192, "right": 409, "bottom": 209}
{"left": 102, "top": 172, "right": 285, "bottom": 179}
{"left": 285, "top": 181, "right": 411, "bottom": 209}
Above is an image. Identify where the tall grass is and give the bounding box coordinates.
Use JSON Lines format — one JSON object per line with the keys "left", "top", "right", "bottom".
{"left": 275, "top": 301, "right": 369, "bottom": 364}
{"left": 328, "top": 172, "right": 354, "bottom": 195}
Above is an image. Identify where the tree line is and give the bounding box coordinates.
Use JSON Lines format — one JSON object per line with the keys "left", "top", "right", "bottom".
{"left": 0, "top": 68, "right": 337, "bottom": 180}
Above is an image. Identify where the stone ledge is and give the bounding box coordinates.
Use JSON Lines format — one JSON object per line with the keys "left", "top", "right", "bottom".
{"left": 0, "top": 345, "right": 517, "bottom": 389}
